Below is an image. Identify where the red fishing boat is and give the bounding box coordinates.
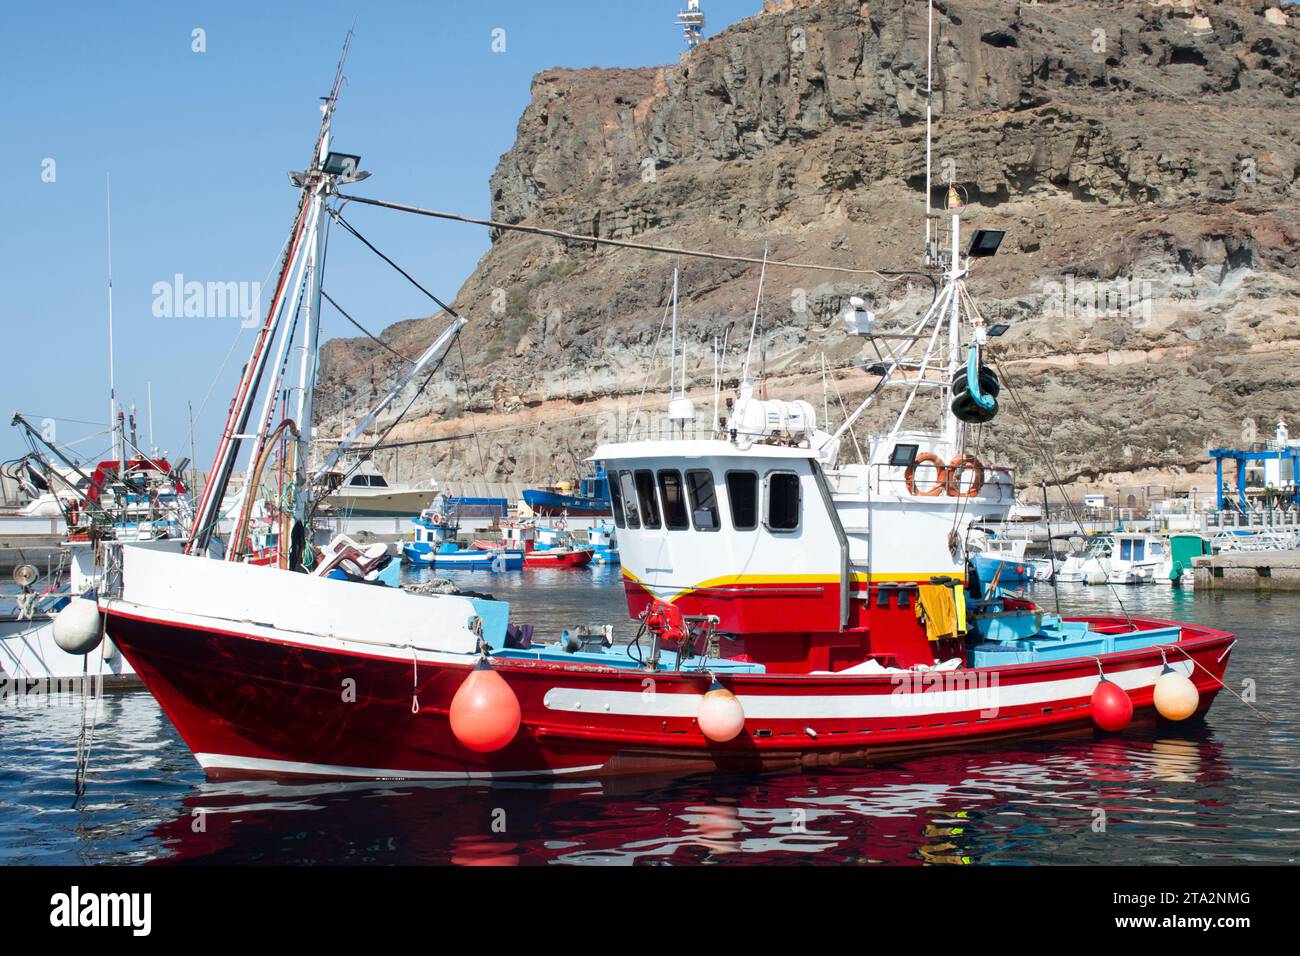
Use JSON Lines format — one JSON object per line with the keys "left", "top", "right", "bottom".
{"left": 88, "top": 35, "right": 1233, "bottom": 784}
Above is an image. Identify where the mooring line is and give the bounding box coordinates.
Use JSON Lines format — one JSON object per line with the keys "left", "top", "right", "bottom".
{"left": 1168, "top": 642, "right": 1271, "bottom": 723}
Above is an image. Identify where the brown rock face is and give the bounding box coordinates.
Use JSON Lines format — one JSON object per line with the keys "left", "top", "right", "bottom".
{"left": 316, "top": 0, "right": 1299, "bottom": 501}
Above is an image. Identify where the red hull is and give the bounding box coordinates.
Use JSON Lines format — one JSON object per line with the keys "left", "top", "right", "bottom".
{"left": 105, "top": 606, "right": 1232, "bottom": 781}
{"left": 524, "top": 549, "right": 593, "bottom": 568}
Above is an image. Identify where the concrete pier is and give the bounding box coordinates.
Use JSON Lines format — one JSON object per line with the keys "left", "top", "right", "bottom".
{"left": 1194, "top": 549, "right": 1300, "bottom": 590}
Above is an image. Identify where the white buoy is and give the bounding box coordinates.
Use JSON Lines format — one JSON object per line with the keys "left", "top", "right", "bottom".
{"left": 698, "top": 680, "right": 745, "bottom": 742}
{"left": 52, "top": 598, "right": 104, "bottom": 655}
{"left": 1154, "top": 667, "right": 1200, "bottom": 721}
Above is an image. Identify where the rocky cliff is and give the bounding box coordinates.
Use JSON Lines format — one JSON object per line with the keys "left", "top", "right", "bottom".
{"left": 316, "top": 0, "right": 1300, "bottom": 504}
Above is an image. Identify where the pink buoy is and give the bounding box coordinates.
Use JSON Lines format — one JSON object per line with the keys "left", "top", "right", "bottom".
{"left": 1090, "top": 678, "right": 1133, "bottom": 732}
{"left": 449, "top": 660, "right": 522, "bottom": 753}
{"left": 698, "top": 681, "right": 745, "bottom": 742}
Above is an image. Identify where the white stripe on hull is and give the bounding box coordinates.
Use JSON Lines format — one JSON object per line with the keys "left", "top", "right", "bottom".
{"left": 543, "top": 659, "right": 1192, "bottom": 721}
{"left": 195, "top": 752, "right": 604, "bottom": 780}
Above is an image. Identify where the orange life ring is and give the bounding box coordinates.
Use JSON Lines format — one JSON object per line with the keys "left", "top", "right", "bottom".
{"left": 555, "top": 519, "right": 567, "bottom": 531}
{"left": 904, "top": 452, "right": 949, "bottom": 497}
{"left": 430, "top": 511, "right": 443, "bottom": 525}
{"left": 945, "top": 454, "right": 985, "bottom": 497}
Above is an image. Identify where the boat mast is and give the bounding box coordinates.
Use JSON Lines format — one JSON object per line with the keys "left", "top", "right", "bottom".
{"left": 188, "top": 32, "right": 355, "bottom": 557}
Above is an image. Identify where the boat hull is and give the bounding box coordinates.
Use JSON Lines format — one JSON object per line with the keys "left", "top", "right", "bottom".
{"left": 323, "top": 489, "right": 435, "bottom": 518}
{"left": 105, "top": 605, "right": 1233, "bottom": 781}
{"left": 402, "top": 547, "right": 524, "bottom": 571}
{"left": 971, "top": 554, "right": 1031, "bottom": 587}
{"left": 522, "top": 489, "right": 610, "bottom": 517}
{"left": 524, "top": 548, "right": 593, "bottom": 568}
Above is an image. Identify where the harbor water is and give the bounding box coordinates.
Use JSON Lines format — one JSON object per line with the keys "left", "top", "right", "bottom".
{"left": 1, "top": 570, "right": 1296, "bottom": 865}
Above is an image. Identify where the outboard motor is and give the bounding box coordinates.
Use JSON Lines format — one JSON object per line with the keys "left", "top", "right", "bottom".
{"left": 951, "top": 345, "right": 1000, "bottom": 424}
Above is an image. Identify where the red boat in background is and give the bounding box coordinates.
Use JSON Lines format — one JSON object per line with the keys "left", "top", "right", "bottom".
{"left": 525, "top": 547, "right": 592, "bottom": 567}
{"left": 491, "top": 522, "right": 593, "bottom": 567}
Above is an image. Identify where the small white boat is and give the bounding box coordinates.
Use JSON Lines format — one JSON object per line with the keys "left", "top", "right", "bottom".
{"left": 1054, "top": 535, "right": 1112, "bottom": 584}
{"left": 322, "top": 459, "right": 438, "bottom": 518}
{"left": 1107, "top": 532, "right": 1169, "bottom": 585}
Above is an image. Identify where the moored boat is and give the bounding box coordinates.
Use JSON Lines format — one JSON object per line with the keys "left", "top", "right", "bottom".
{"left": 522, "top": 465, "right": 612, "bottom": 517}
{"left": 403, "top": 505, "right": 523, "bottom": 571}
{"left": 95, "top": 37, "right": 1232, "bottom": 784}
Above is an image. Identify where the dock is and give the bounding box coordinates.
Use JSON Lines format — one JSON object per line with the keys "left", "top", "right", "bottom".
{"left": 1194, "top": 549, "right": 1300, "bottom": 591}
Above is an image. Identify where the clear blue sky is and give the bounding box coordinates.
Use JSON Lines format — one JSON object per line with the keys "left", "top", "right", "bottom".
{"left": 0, "top": 0, "right": 757, "bottom": 465}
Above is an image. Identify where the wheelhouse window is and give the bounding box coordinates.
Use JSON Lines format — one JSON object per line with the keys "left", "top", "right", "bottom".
{"left": 349, "top": 475, "right": 368, "bottom": 487}
{"left": 765, "top": 471, "right": 801, "bottom": 532}
{"left": 685, "top": 469, "right": 719, "bottom": 531}
{"left": 608, "top": 472, "right": 627, "bottom": 529}
{"left": 634, "top": 470, "right": 661, "bottom": 529}
{"left": 726, "top": 471, "right": 759, "bottom": 531}
{"left": 369, "top": 475, "right": 389, "bottom": 488}
{"left": 617, "top": 471, "right": 641, "bottom": 529}
{"left": 657, "top": 470, "right": 689, "bottom": 530}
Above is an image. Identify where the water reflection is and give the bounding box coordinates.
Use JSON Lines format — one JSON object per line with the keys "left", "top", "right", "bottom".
{"left": 2, "top": 576, "right": 1296, "bottom": 865}
{"left": 128, "top": 725, "right": 1274, "bottom": 866}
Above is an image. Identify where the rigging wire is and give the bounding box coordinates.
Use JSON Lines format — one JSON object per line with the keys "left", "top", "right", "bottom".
{"left": 321, "top": 289, "right": 413, "bottom": 366}
{"left": 456, "top": 335, "right": 488, "bottom": 474}
{"left": 992, "top": 356, "right": 1136, "bottom": 630}
{"left": 336, "top": 192, "right": 939, "bottom": 292}
{"left": 331, "top": 210, "right": 461, "bottom": 317}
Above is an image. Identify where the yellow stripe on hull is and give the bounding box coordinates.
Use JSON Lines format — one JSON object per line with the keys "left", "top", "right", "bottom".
{"left": 621, "top": 567, "right": 966, "bottom": 602}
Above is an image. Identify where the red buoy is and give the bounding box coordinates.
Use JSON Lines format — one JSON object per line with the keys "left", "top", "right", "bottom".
{"left": 1090, "top": 678, "right": 1133, "bottom": 732}
{"left": 449, "top": 660, "right": 522, "bottom": 753}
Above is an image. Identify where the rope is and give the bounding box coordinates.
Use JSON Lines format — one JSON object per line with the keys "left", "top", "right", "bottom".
{"left": 1169, "top": 642, "right": 1271, "bottom": 723}
{"left": 73, "top": 597, "right": 110, "bottom": 802}
{"left": 337, "top": 192, "right": 938, "bottom": 288}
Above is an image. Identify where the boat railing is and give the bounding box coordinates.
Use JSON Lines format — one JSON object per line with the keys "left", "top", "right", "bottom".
{"left": 1202, "top": 508, "right": 1300, "bottom": 534}
{"left": 863, "top": 461, "right": 1016, "bottom": 503}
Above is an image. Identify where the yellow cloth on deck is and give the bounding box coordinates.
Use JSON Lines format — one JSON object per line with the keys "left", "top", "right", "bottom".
{"left": 915, "top": 584, "right": 963, "bottom": 643}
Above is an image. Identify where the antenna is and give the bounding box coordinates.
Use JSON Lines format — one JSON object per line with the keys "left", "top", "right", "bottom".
{"left": 105, "top": 173, "right": 119, "bottom": 472}
{"left": 669, "top": 268, "right": 679, "bottom": 400}
{"left": 923, "top": 0, "right": 934, "bottom": 263}
{"left": 740, "top": 242, "right": 769, "bottom": 388}
{"left": 677, "top": 1, "right": 705, "bottom": 51}
{"left": 328, "top": 22, "right": 355, "bottom": 108}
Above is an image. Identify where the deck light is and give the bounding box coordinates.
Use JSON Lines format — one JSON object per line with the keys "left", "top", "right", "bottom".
{"left": 889, "top": 444, "right": 919, "bottom": 468}
{"left": 322, "top": 151, "right": 370, "bottom": 183}
{"left": 967, "top": 229, "right": 1005, "bottom": 258}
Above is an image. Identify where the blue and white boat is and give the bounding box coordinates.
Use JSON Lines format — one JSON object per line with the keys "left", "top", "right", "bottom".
{"left": 522, "top": 464, "right": 612, "bottom": 517}
{"left": 969, "top": 535, "right": 1033, "bottom": 590}
{"left": 586, "top": 522, "right": 620, "bottom": 565}
{"left": 401, "top": 505, "right": 523, "bottom": 571}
